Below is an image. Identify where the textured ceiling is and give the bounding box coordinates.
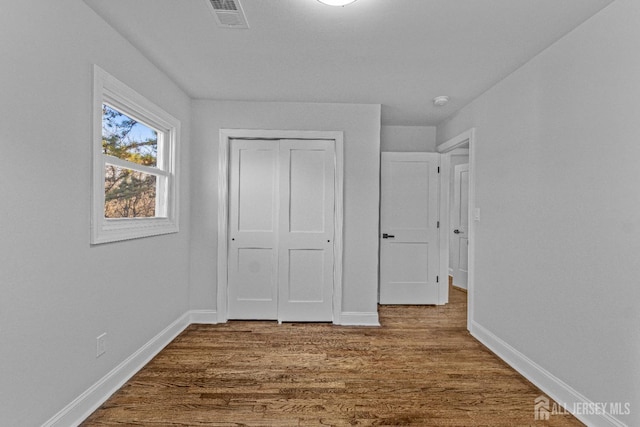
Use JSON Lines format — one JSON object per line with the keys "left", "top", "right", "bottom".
{"left": 84, "top": 0, "right": 613, "bottom": 126}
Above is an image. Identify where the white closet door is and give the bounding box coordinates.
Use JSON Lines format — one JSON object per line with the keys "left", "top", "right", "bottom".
{"left": 228, "top": 139, "right": 335, "bottom": 322}
{"left": 277, "top": 140, "right": 335, "bottom": 322}
{"left": 228, "top": 139, "right": 279, "bottom": 319}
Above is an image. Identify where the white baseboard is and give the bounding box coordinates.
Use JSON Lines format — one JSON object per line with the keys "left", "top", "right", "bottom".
{"left": 188, "top": 309, "right": 218, "bottom": 324}
{"left": 338, "top": 311, "right": 380, "bottom": 326}
{"left": 469, "top": 321, "right": 628, "bottom": 427}
{"left": 42, "top": 309, "right": 216, "bottom": 427}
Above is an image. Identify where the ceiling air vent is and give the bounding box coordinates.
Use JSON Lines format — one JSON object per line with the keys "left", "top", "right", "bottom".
{"left": 207, "top": 0, "right": 249, "bottom": 29}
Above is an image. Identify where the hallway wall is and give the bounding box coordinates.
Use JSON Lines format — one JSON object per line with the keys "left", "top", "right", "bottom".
{"left": 437, "top": 1, "right": 639, "bottom": 425}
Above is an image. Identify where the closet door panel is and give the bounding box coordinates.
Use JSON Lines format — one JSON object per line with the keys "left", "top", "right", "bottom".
{"left": 227, "top": 139, "right": 278, "bottom": 320}
{"left": 228, "top": 138, "right": 335, "bottom": 322}
{"left": 278, "top": 140, "right": 335, "bottom": 322}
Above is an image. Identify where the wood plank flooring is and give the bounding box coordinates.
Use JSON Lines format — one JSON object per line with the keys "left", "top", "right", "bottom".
{"left": 82, "top": 287, "right": 583, "bottom": 426}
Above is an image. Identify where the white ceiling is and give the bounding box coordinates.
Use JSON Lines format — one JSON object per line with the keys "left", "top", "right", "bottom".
{"left": 84, "top": 0, "right": 613, "bottom": 126}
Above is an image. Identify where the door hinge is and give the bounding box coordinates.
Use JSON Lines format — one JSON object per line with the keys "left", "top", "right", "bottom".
{"left": 436, "top": 275, "right": 439, "bottom": 283}
{"left": 437, "top": 221, "right": 440, "bottom": 228}
{"left": 437, "top": 166, "right": 440, "bottom": 173}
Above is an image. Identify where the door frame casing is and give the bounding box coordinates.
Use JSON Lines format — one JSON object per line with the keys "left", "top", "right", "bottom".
{"left": 438, "top": 128, "right": 476, "bottom": 329}
{"left": 437, "top": 148, "right": 468, "bottom": 304}
{"left": 217, "top": 129, "right": 344, "bottom": 324}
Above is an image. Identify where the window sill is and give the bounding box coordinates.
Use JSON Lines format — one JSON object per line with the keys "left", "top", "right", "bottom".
{"left": 91, "top": 217, "right": 179, "bottom": 244}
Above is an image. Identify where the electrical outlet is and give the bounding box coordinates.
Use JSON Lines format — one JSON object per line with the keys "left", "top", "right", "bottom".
{"left": 96, "top": 333, "right": 107, "bottom": 358}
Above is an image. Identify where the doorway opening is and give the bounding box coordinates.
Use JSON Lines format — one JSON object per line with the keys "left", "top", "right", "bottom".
{"left": 450, "top": 155, "right": 469, "bottom": 290}
{"left": 438, "top": 128, "right": 476, "bottom": 330}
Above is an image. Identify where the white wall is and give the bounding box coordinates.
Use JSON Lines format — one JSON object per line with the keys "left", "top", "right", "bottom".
{"left": 0, "top": 1, "right": 192, "bottom": 425}
{"left": 190, "top": 100, "right": 381, "bottom": 318}
{"left": 381, "top": 125, "right": 436, "bottom": 152}
{"left": 437, "top": 1, "right": 639, "bottom": 425}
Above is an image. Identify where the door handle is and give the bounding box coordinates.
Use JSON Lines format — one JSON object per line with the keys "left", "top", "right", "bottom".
{"left": 382, "top": 233, "right": 395, "bottom": 239}
{"left": 453, "top": 229, "right": 464, "bottom": 234}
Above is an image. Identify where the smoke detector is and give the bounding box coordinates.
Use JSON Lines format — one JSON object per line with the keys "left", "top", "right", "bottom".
{"left": 206, "top": 0, "right": 249, "bottom": 29}
{"left": 433, "top": 96, "right": 450, "bottom": 107}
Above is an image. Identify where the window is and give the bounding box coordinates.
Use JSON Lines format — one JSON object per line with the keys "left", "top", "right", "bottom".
{"left": 91, "top": 65, "right": 179, "bottom": 244}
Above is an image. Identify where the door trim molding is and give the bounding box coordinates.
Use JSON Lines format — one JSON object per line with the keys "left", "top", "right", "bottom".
{"left": 438, "top": 128, "right": 476, "bottom": 327}
{"left": 217, "top": 129, "right": 344, "bottom": 324}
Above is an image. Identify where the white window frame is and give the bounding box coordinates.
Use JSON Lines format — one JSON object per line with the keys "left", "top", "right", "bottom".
{"left": 91, "top": 65, "right": 180, "bottom": 244}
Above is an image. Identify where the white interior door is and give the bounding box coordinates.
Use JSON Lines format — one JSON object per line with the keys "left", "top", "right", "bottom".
{"left": 379, "top": 152, "right": 440, "bottom": 304}
{"left": 228, "top": 138, "right": 335, "bottom": 322}
{"left": 278, "top": 140, "right": 335, "bottom": 322}
{"left": 228, "top": 139, "right": 279, "bottom": 319}
{"left": 452, "top": 163, "right": 469, "bottom": 289}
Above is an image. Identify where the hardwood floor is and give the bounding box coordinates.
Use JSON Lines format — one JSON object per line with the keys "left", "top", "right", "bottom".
{"left": 82, "top": 288, "right": 583, "bottom": 426}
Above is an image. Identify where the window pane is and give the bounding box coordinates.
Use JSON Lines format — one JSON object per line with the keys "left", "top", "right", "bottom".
{"left": 102, "top": 104, "right": 158, "bottom": 167}
{"left": 105, "top": 164, "right": 157, "bottom": 218}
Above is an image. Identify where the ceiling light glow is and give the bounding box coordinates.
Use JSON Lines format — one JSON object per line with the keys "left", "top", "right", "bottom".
{"left": 317, "top": 0, "right": 357, "bottom": 6}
